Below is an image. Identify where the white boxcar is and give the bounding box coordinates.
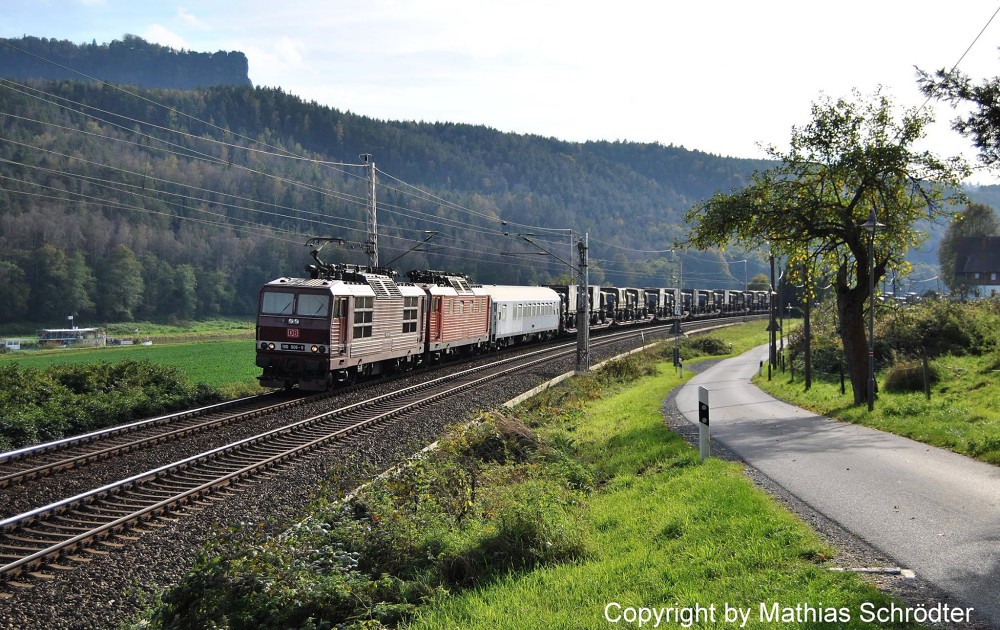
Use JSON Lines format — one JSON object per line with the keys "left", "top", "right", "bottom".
{"left": 480, "top": 285, "right": 561, "bottom": 347}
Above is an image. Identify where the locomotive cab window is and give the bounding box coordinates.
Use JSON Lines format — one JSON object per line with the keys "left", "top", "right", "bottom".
{"left": 296, "top": 293, "right": 330, "bottom": 317}
{"left": 353, "top": 296, "right": 374, "bottom": 338}
{"left": 403, "top": 296, "right": 419, "bottom": 333}
{"left": 261, "top": 291, "right": 294, "bottom": 315}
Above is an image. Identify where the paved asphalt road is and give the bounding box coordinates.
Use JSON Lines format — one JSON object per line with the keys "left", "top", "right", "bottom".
{"left": 675, "top": 346, "right": 1000, "bottom": 628}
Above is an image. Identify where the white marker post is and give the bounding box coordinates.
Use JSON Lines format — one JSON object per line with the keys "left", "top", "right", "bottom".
{"left": 698, "top": 386, "right": 710, "bottom": 461}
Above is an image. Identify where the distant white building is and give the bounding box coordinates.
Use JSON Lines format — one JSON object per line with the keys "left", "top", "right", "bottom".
{"left": 1, "top": 339, "right": 21, "bottom": 351}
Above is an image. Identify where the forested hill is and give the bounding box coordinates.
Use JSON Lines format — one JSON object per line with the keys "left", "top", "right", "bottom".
{"left": 0, "top": 35, "right": 251, "bottom": 89}
{"left": 0, "top": 39, "right": 771, "bottom": 328}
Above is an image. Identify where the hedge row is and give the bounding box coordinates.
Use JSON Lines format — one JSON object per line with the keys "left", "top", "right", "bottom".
{"left": 0, "top": 360, "right": 221, "bottom": 451}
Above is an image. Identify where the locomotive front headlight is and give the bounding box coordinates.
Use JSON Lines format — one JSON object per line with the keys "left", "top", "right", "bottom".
{"left": 319, "top": 345, "right": 327, "bottom": 354}
{"left": 259, "top": 342, "right": 267, "bottom": 350}
{"left": 267, "top": 343, "right": 275, "bottom": 350}
{"left": 311, "top": 345, "right": 319, "bottom": 353}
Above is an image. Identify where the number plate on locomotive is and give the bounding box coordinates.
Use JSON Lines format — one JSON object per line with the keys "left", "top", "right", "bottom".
{"left": 280, "top": 343, "right": 305, "bottom": 351}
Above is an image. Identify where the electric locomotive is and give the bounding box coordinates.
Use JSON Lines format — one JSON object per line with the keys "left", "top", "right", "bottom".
{"left": 256, "top": 267, "right": 426, "bottom": 390}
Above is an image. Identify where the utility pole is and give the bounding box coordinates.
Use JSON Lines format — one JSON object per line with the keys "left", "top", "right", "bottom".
{"left": 361, "top": 154, "right": 378, "bottom": 267}
{"left": 576, "top": 233, "right": 590, "bottom": 374}
{"left": 803, "top": 262, "right": 812, "bottom": 390}
{"left": 768, "top": 252, "right": 778, "bottom": 377}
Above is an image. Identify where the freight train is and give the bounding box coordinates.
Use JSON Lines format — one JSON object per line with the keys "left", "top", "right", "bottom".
{"left": 255, "top": 263, "right": 769, "bottom": 390}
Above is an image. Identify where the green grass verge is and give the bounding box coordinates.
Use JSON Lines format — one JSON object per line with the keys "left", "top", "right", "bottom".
{"left": 755, "top": 353, "right": 1000, "bottom": 466}
{"left": 408, "top": 355, "right": 912, "bottom": 629}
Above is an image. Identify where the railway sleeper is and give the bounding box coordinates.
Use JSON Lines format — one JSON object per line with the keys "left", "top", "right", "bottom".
{"left": 96, "top": 540, "right": 125, "bottom": 549}
{"left": 126, "top": 489, "right": 176, "bottom": 501}
{"left": 47, "top": 516, "right": 104, "bottom": 529}
{"left": 27, "top": 571, "right": 56, "bottom": 581}
{"left": 46, "top": 562, "right": 76, "bottom": 571}
{"left": 100, "top": 497, "right": 152, "bottom": 509}
{"left": 0, "top": 552, "right": 28, "bottom": 562}
{"left": 145, "top": 479, "right": 197, "bottom": 492}
{"left": 22, "top": 523, "right": 90, "bottom": 536}
{"left": 3, "top": 533, "right": 61, "bottom": 545}
{"left": 78, "top": 505, "right": 136, "bottom": 517}
{"left": 176, "top": 470, "right": 228, "bottom": 481}
{"left": 0, "top": 543, "right": 51, "bottom": 554}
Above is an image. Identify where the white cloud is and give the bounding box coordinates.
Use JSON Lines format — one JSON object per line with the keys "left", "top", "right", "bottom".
{"left": 143, "top": 24, "right": 189, "bottom": 51}
{"left": 177, "top": 7, "right": 207, "bottom": 30}
{"left": 273, "top": 36, "right": 305, "bottom": 66}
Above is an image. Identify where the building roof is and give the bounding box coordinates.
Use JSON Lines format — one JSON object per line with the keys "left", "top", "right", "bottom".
{"left": 955, "top": 237, "right": 1000, "bottom": 274}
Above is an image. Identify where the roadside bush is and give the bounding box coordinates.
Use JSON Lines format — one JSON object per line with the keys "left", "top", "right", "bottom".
{"left": 786, "top": 299, "right": 1000, "bottom": 374}
{"left": 786, "top": 303, "right": 845, "bottom": 374}
{"left": 879, "top": 299, "right": 999, "bottom": 360}
{"left": 597, "top": 355, "right": 655, "bottom": 383}
{"left": 452, "top": 413, "right": 539, "bottom": 464}
{"left": 682, "top": 336, "right": 730, "bottom": 357}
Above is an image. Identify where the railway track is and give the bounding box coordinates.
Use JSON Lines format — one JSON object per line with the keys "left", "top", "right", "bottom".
{"left": 0, "top": 317, "right": 754, "bottom": 588}
{"left": 0, "top": 391, "right": 310, "bottom": 490}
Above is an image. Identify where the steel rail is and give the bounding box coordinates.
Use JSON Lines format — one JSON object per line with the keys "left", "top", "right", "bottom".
{"left": 0, "top": 394, "right": 310, "bottom": 489}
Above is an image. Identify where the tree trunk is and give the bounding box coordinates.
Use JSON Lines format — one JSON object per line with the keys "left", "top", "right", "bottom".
{"left": 837, "top": 282, "right": 871, "bottom": 406}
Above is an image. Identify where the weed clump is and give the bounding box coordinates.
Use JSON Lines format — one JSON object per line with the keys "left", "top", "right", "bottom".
{"left": 598, "top": 355, "right": 655, "bottom": 383}
{"left": 882, "top": 360, "right": 938, "bottom": 393}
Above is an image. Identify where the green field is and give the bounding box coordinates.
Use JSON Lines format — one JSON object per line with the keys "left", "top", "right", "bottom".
{"left": 0, "top": 339, "right": 260, "bottom": 391}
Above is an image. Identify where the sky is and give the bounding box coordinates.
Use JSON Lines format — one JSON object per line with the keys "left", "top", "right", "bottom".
{"left": 5, "top": 0, "right": 1000, "bottom": 184}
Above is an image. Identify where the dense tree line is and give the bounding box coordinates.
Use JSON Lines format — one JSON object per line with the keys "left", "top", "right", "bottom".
{"left": 1, "top": 35, "right": 251, "bottom": 89}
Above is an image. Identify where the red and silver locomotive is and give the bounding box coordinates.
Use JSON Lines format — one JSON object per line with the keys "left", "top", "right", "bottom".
{"left": 256, "top": 268, "right": 426, "bottom": 390}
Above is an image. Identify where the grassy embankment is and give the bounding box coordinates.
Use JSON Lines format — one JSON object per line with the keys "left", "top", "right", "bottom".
{"left": 141, "top": 322, "right": 915, "bottom": 629}
{"left": 756, "top": 301, "right": 1000, "bottom": 466}
{"left": 757, "top": 356, "right": 1000, "bottom": 465}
